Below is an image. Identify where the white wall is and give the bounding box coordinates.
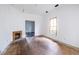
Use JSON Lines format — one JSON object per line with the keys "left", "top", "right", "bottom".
{"left": 0, "top": 5, "right": 43, "bottom": 52}
{"left": 43, "top": 4, "right": 79, "bottom": 48}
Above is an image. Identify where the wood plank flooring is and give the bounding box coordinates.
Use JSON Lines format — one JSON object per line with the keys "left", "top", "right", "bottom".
{"left": 1, "top": 36, "right": 79, "bottom": 55}
{"left": 40, "top": 36, "right": 79, "bottom": 55}
{"left": 58, "top": 43, "right": 79, "bottom": 55}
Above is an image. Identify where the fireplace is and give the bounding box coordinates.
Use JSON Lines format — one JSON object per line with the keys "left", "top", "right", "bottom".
{"left": 12, "top": 31, "right": 22, "bottom": 40}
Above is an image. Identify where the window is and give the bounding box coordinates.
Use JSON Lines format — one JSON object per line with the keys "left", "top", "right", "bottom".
{"left": 49, "top": 17, "right": 57, "bottom": 34}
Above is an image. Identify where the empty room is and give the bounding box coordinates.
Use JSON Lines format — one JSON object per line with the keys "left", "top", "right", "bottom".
{"left": 0, "top": 4, "right": 79, "bottom": 55}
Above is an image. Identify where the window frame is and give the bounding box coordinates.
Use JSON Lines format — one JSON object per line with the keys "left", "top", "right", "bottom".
{"left": 49, "top": 17, "right": 57, "bottom": 35}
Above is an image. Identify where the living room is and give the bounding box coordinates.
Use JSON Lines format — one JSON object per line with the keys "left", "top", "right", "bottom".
{"left": 0, "top": 4, "right": 79, "bottom": 55}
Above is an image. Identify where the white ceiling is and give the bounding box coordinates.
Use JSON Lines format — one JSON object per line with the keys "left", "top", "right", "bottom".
{"left": 10, "top": 4, "right": 58, "bottom": 15}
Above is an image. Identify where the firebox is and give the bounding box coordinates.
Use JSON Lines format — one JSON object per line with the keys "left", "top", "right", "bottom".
{"left": 12, "top": 31, "right": 22, "bottom": 40}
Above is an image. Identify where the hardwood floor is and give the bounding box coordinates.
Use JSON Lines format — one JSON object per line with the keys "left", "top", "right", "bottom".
{"left": 32, "top": 37, "right": 79, "bottom": 55}
{"left": 1, "top": 36, "right": 79, "bottom": 55}
{"left": 40, "top": 36, "right": 79, "bottom": 55}
{"left": 58, "top": 43, "right": 79, "bottom": 55}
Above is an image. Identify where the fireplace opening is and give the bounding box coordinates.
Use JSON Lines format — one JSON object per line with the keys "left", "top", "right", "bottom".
{"left": 12, "top": 31, "right": 22, "bottom": 40}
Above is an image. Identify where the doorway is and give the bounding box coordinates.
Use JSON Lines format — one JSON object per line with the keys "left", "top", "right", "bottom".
{"left": 25, "top": 20, "right": 35, "bottom": 37}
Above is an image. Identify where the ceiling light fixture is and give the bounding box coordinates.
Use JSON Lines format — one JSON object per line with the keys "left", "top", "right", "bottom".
{"left": 45, "top": 11, "right": 48, "bottom": 13}
{"left": 54, "top": 4, "right": 59, "bottom": 7}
